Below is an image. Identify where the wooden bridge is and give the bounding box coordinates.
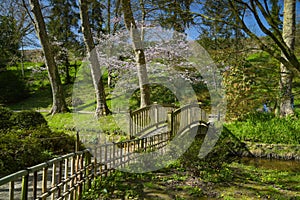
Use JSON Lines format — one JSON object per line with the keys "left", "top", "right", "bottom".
{"left": 0, "top": 103, "right": 219, "bottom": 200}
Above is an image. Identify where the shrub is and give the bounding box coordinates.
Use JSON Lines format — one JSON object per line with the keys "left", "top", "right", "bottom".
{"left": 0, "top": 71, "right": 29, "bottom": 104}
{"left": 179, "top": 126, "right": 247, "bottom": 178}
{"left": 30, "top": 129, "right": 80, "bottom": 154}
{"left": 0, "top": 130, "right": 51, "bottom": 176}
{"left": 0, "top": 106, "right": 13, "bottom": 130}
{"left": 10, "top": 110, "right": 48, "bottom": 130}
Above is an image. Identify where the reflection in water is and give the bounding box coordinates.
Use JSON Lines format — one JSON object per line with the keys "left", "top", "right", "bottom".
{"left": 241, "top": 157, "right": 300, "bottom": 172}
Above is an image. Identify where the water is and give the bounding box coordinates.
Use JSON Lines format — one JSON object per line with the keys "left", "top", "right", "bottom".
{"left": 241, "top": 157, "right": 300, "bottom": 172}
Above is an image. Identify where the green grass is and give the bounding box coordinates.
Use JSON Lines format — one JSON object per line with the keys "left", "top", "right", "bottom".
{"left": 225, "top": 112, "right": 300, "bottom": 145}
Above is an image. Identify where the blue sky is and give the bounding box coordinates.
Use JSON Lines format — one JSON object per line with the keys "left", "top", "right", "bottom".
{"left": 186, "top": 1, "right": 300, "bottom": 40}
{"left": 24, "top": 1, "right": 300, "bottom": 49}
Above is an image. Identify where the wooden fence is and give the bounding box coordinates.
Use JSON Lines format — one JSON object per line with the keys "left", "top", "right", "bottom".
{"left": 0, "top": 133, "right": 171, "bottom": 200}
{"left": 0, "top": 103, "right": 214, "bottom": 200}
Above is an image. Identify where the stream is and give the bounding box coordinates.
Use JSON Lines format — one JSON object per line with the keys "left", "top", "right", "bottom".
{"left": 241, "top": 157, "right": 300, "bottom": 172}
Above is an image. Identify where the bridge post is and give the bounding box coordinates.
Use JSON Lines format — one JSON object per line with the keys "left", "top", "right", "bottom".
{"left": 21, "top": 174, "right": 29, "bottom": 200}
{"left": 129, "top": 110, "right": 133, "bottom": 138}
{"left": 154, "top": 102, "right": 159, "bottom": 128}
{"left": 167, "top": 111, "right": 173, "bottom": 138}
{"left": 75, "top": 131, "right": 80, "bottom": 152}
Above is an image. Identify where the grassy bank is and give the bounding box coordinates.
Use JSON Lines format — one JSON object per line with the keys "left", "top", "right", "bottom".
{"left": 225, "top": 112, "right": 300, "bottom": 145}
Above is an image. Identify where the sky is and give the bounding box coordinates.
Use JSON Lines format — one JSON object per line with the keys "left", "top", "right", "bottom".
{"left": 22, "top": 0, "right": 300, "bottom": 49}
{"left": 186, "top": 1, "right": 300, "bottom": 40}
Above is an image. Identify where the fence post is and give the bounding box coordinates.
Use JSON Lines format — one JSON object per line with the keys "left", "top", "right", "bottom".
{"left": 9, "top": 181, "right": 14, "bottom": 200}
{"left": 154, "top": 102, "right": 159, "bottom": 128}
{"left": 167, "top": 111, "right": 173, "bottom": 137}
{"left": 76, "top": 131, "right": 80, "bottom": 152}
{"left": 129, "top": 110, "right": 133, "bottom": 138}
{"left": 21, "top": 174, "right": 28, "bottom": 200}
{"left": 51, "top": 163, "right": 57, "bottom": 200}
{"left": 42, "top": 167, "right": 48, "bottom": 200}
{"left": 85, "top": 152, "right": 92, "bottom": 190}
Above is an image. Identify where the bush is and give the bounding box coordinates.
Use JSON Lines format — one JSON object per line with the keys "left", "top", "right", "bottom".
{"left": 0, "top": 107, "right": 82, "bottom": 176}
{"left": 0, "top": 71, "right": 29, "bottom": 104}
{"left": 29, "top": 129, "right": 80, "bottom": 154}
{"left": 0, "top": 106, "right": 13, "bottom": 130}
{"left": 0, "top": 128, "right": 80, "bottom": 176}
{"left": 179, "top": 126, "right": 247, "bottom": 178}
{"left": 0, "top": 130, "right": 51, "bottom": 176}
{"left": 10, "top": 110, "right": 48, "bottom": 130}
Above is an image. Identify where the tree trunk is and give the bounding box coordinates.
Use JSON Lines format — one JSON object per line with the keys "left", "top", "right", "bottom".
{"left": 79, "top": 0, "right": 111, "bottom": 117}
{"left": 29, "top": 0, "right": 69, "bottom": 114}
{"left": 279, "top": 0, "right": 296, "bottom": 117}
{"left": 122, "top": 0, "right": 151, "bottom": 108}
{"left": 65, "top": 56, "right": 71, "bottom": 84}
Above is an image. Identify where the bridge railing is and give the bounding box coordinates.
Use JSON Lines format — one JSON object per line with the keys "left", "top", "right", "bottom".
{"left": 129, "top": 103, "right": 177, "bottom": 138}
{"left": 170, "top": 103, "right": 209, "bottom": 136}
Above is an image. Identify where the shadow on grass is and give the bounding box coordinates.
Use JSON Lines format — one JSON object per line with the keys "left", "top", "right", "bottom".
{"left": 8, "top": 86, "right": 52, "bottom": 111}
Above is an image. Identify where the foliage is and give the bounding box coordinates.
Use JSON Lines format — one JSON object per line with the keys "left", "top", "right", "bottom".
{"left": 0, "top": 70, "right": 29, "bottom": 104}
{"left": 225, "top": 112, "right": 300, "bottom": 144}
{"left": 0, "top": 106, "right": 13, "bottom": 130}
{"left": 179, "top": 126, "right": 248, "bottom": 178}
{"left": 0, "top": 130, "right": 51, "bottom": 176}
{"left": 48, "top": 0, "right": 82, "bottom": 84}
{"left": 82, "top": 171, "right": 146, "bottom": 200}
{"left": 129, "top": 84, "right": 179, "bottom": 110}
{"left": 10, "top": 110, "right": 48, "bottom": 130}
{"left": 0, "top": 15, "right": 21, "bottom": 68}
{"left": 222, "top": 55, "right": 280, "bottom": 120}
{"left": 0, "top": 106, "right": 80, "bottom": 175}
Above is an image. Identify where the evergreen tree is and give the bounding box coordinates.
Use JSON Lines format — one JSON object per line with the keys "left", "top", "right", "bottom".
{"left": 88, "top": 0, "right": 105, "bottom": 37}
{"left": 0, "top": 15, "right": 21, "bottom": 69}
{"left": 47, "top": 0, "right": 81, "bottom": 84}
{"left": 154, "top": 0, "right": 194, "bottom": 33}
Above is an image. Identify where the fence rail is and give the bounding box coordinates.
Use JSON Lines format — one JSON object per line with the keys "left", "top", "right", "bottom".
{"left": 0, "top": 103, "right": 214, "bottom": 200}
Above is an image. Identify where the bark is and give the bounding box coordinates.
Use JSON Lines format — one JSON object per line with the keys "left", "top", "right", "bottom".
{"left": 279, "top": 0, "right": 296, "bottom": 117}
{"left": 29, "top": 0, "right": 69, "bottom": 114}
{"left": 79, "top": 0, "right": 111, "bottom": 117}
{"left": 122, "top": 0, "right": 151, "bottom": 108}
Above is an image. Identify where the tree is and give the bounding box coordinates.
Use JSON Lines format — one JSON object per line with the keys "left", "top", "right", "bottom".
{"left": 226, "top": 0, "right": 299, "bottom": 117}
{"left": 79, "top": 0, "right": 111, "bottom": 117}
{"left": 0, "top": 0, "right": 35, "bottom": 70}
{"left": 0, "top": 15, "right": 21, "bottom": 69}
{"left": 28, "top": 0, "right": 69, "bottom": 114}
{"left": 121, "top": 0, "right": 151, "bottom": 108}
{"left": 88, "top": 0, "right": 106, "bottom": 37}
{"left": 154, "top": 0, "right": 194, "bottom": 33}
{"left": 279, "top": 0, "right": 296, "bottom": 116}
{"left": 47, "top": 0, "right": 81, "bottom": 84}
